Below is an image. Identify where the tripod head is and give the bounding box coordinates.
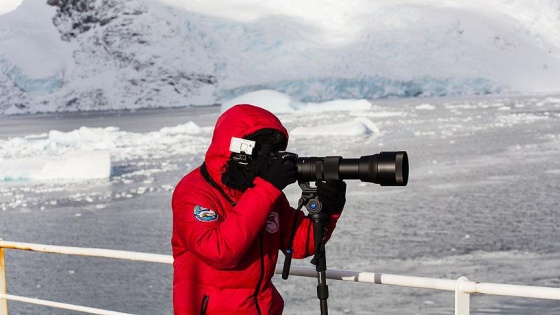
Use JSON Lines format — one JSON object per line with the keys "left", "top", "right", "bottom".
{"left": 298, "top": 181, "right": 323, "bottom": 214}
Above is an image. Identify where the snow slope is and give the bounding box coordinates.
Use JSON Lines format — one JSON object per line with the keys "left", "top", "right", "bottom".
{"left": 1, "top": 0, "right": 560, "bottom": 115}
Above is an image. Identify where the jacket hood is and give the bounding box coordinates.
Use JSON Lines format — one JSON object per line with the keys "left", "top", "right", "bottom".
{"left": 204, "top": 104, "right": 289, "bottom": 187}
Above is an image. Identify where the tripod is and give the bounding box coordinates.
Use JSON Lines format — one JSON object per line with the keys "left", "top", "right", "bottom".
{"left": 283, "top": 182, "right": 330, "bottom": 315}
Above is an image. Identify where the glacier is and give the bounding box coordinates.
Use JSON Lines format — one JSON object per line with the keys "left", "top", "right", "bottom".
{"left": 216, "top": 76, "right": 503, "bottom": 103}
{"left": 1, "top": 0, "right": 560, "bottom": 115}
{"left": 0, "top": 58, "right": 64, "bottom": 94}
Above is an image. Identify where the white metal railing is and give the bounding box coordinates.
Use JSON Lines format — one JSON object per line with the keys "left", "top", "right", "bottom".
{"left": 1, "top": 239, "right": 560, "bottom": 315}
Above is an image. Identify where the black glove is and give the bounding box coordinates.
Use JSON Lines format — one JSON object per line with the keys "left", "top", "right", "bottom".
{"left": 260, "top": 155, "right": 298, "bottom": 191}
{"left": 316, "top": 179, "right": 347, "bottom": 215}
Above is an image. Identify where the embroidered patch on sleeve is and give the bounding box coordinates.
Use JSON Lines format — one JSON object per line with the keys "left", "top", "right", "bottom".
{"left": 194, "top": 205, "right": 219, "bottom": 222}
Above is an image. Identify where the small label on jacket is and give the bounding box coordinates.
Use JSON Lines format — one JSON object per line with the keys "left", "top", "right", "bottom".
{"left": 194, "top": 205, "right": 219, "bottom": 222}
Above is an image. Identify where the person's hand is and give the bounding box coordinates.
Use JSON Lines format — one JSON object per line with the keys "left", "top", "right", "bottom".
{"left": 259, "top": 155, "right": 297, "bottom": 191}
{"left": 316, "top": 180, "right": 346, "bottom": 215}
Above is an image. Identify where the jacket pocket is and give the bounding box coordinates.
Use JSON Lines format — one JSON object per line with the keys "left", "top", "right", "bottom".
{"left": 200, "top": 295, "right": 209, "bottom": 315}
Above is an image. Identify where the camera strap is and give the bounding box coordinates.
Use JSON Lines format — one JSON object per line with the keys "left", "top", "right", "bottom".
{"left": 200, "top": 163, "right": 237, "bottom": 206}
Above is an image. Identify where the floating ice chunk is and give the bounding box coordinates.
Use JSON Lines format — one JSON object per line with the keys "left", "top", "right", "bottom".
{"left": 221, "top": 89, "right": 302, "bottom": 114}
{"left": 291, "top": 117, "right": 380, "bottom": 137}
{"left": 416, "top": 103, "right": 436, "bottom": 110}
{"left": 159, "top": 121, "right": 202, "bottom": 135}
{"left": 221, "top": 89, "right": 373, "bottom": 114}
{"left": 0, "top": 150, "right": 111, "bottom": 181}
{"left": 47, "top": 127, "right": 119, "bottom": 151}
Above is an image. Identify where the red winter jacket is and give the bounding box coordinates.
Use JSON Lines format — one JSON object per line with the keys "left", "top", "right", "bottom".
{"left": 171, "top": 104, "right": 341, "bottom": 314}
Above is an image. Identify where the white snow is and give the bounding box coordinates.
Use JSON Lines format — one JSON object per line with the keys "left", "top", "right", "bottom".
{"left": 1, "top": 0, "right": 560, "bottom": 114}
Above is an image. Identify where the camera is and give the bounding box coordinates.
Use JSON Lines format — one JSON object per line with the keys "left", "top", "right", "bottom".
{"left": 280, "top": 151, "right": 408, "bottom": 186}
{"left": 280, "top": 150, "right": 408, "bottom": 283}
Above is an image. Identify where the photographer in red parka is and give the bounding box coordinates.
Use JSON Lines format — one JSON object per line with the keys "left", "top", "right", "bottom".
{"left": 171, "top": 104, "right": 346, "bottom": 314}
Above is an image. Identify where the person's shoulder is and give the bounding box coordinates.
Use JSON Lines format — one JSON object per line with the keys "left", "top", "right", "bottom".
{"left": 180, "top": 167, "right": 202, "bottom": 181}
{"left": 173, "top": 168, "right": 221, "bottom": 205}
{"left": 174, "top": 168, "right": 205, "bottom": 192}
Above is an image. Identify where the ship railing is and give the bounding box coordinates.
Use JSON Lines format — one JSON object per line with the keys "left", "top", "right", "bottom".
{"left": 1, "top": 239, "right": 560, "bottom": 315}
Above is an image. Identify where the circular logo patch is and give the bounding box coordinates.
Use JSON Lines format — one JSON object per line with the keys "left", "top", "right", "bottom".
{"left": 194, "top": 205, "right": 218, "bottom": 222}
{"left": 266, "top": 211, "right": 280, "bottom": 233}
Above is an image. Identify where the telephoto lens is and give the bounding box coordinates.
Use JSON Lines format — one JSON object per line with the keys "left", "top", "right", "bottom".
{"left": 295, "top": 151, "right": 408, "bottom": 186}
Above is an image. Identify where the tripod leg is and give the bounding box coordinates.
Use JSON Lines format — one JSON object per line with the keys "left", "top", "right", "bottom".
{"left": 310, "top": 213, "right": 329, "bottom": 315}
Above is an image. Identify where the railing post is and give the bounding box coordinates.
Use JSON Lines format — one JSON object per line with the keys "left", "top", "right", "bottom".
{"left": 0, "top": 239, "right": 8, "bottom": 315}
{"left": 455, "top": 276, "right": 470, "bottom": 315}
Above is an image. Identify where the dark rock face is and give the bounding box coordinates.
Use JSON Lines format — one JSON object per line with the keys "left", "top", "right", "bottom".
{"left": 47, "top": 0, "right": 125, "bottom": 40}
{"left": 0, "top": 0, "right": 218, "bottom": 115}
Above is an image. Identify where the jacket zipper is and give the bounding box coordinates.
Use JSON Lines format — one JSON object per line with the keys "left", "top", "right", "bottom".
{"left": 253, "top": 232, "right": 264, "bottom": 315}
{"left": 200, "top": 295, "right": 209, "bottom": 315}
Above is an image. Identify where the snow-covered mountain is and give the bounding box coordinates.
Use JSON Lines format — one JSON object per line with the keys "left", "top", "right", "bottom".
{"left": 1, "top": 0, "right": 560, "bottom": 115}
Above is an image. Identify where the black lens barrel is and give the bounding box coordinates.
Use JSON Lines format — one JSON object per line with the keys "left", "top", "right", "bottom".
{"left": 295, "top": 151, "right": 408, "bottom": 186}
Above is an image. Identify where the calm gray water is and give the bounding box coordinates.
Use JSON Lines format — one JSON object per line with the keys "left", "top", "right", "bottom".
{"left": 1, "top": 95, "right": 560, "bottom": 314}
